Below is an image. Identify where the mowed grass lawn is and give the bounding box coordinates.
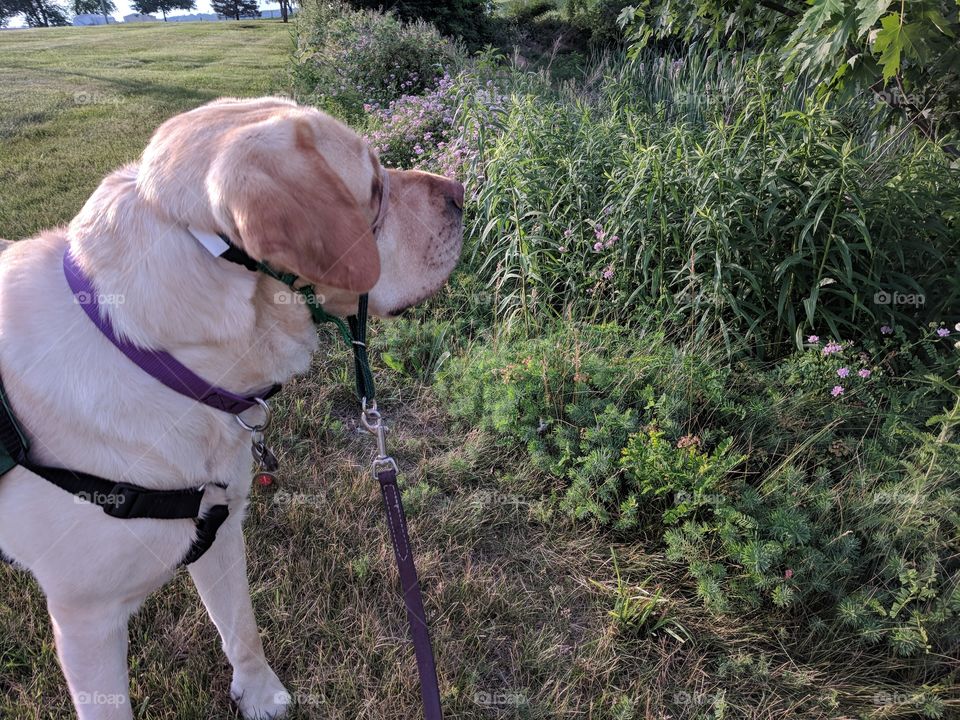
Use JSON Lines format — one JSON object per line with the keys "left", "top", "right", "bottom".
{"left": 0, "top": 21, "right": 290, "bottom": 240}
{"left": 0, "top": 21, "right": 914, "bottom": 720}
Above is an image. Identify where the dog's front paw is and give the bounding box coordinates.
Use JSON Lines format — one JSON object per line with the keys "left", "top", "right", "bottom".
{"left": 230, "top": 669, "right": 291, "bottom": 719}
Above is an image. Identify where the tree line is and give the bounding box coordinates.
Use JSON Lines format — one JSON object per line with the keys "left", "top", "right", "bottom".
{"left": 1, "top": 0, "right": 294, "bottom": 26}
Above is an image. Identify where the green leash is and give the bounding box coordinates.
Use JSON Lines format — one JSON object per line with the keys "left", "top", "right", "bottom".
{"left": 253, "top": 261, "right": 375, "bottom": 404}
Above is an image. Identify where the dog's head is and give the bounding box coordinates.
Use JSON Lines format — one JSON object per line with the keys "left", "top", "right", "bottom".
{"left": 136, "top": 97, "right": 463, "bottom": 318}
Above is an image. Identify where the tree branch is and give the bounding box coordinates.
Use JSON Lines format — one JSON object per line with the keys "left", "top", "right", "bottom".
{"left": 757, "top": 0, "right": 799, "bottom": 18}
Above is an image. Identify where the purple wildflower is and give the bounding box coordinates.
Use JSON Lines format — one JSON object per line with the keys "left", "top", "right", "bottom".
{"left": 937, "top": 328, "right": 950, "bottom": 337}
{"left": 593, "top": 241, "right": 604, "bottom": 252}
{"left": 807, "top": 335, "right": 819, "bottom": 344}
{"left": 881, "top": 325, "right": 893, "bottom": 335}
{"left": 823, "top": 341, "right": 842, "bottom": 356}
{"left": 831, "top": 385, "right": 844, "bottom": 397}
{"left": 602, "top": 265, "right": 614, "bottom": 280}
{"left": 837, "top": 368, "right": 849, "bottom": 378}
{"left": 858, "top": 369, "right": 871, "bottom": 378}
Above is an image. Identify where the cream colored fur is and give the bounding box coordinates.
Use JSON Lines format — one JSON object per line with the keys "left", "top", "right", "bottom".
{"left": 0, "top": 97, "right": 463, "bottom": 720}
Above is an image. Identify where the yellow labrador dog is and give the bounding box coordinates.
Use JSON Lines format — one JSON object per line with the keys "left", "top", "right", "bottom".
{"left": 0, "top": 97, "right": 463, "bottom": 719}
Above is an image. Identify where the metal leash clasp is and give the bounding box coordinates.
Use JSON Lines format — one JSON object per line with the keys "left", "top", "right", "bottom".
{"left": 236, "top": 398, "right": 279, "bottom": 479}
{"left": 361, "top": 398, "right": 398, "bottom": 477}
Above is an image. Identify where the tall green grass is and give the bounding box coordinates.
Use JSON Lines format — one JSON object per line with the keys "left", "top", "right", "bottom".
{"left": 461, "top": 47, "right": 960, "bottom": 354}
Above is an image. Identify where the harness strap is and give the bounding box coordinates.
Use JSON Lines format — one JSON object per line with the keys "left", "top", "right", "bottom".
{"left": 0, "top": 375, "right": 28, "bottom": 476}
{"left": 0, "top": 373, "right": 227, "bottom": 565}
{"left": 181, "top": 504, "right": 231, "bottom": 565}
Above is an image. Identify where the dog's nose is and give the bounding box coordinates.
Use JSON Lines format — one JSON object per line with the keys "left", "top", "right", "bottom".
{"left": 447, "top": 180, "right": 465, "bottom": 210}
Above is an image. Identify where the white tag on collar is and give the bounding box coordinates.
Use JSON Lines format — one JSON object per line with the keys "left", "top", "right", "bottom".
{"left": 188, "top": 225, "right": 230, "bottom": 257}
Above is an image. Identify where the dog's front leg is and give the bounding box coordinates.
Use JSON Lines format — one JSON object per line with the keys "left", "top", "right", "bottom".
{"left": 188, "top": 515, "right": 290, "bottom": 719}
{"left": 48, "top": 600, "right": 133, "bottom": 720}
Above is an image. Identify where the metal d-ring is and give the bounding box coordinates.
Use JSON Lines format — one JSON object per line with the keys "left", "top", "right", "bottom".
{"left": 235, "top": 397, "right": 272, "bottom": 433}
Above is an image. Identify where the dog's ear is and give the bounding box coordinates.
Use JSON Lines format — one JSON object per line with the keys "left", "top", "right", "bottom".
{"left": 222, "top": 119, "right": 381, "bottom": 293}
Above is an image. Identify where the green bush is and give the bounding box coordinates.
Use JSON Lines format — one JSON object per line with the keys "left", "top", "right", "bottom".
{"left": 564, "top": 0, "right": 633, "bottom": 45}
{"left": 341, "top": 0, "right": 489, "bottom": 46}
{"left": 458, "top": 48, "right": 960, "bottom": 354}
{"left": 288, "top": 1, "right": 960, "bottom": 700}
{"left": 293, "top": 1, "right": 458, "bottom": 119}
{"left": 440, "top": 324, "right": 960, "bottom": 659}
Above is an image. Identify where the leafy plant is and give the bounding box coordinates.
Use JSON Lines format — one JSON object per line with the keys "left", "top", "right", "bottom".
{"left": 617, "top": 1, "right": 960, "bottom": 143}
{"left": 591, "top": 550, "right": 689, "bottom": 641}
{"left": 342, "top": 0, "right": 490, "bottom": 46}
{"left": 293, "top": 0, "right": 458, "bottom": 119}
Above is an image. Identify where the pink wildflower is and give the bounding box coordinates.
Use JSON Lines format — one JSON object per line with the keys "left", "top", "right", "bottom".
{"left": 837, "top": 367, "right": 849, "bottom": 378}
{"left": 858, "top": 369, "right": 871, "bottom": 378}
{"left": 831, "top": 385, "right": 844, "bottom": 397}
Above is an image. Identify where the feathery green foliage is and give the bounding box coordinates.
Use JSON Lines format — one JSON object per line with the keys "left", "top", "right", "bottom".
{"left": 440, "top": 323, "right": 960, "bottom": 663}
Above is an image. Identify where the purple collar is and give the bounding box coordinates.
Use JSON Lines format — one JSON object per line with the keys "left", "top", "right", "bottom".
{"left": 63, "top": 250, "right": 279, "bottom": 415}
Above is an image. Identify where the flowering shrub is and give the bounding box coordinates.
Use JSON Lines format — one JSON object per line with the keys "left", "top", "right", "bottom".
{"left": 293, "top": 1, "right": 458, "bottom": 118}
{"left": 365, "top": 70, "right": 506, "bottom": 178}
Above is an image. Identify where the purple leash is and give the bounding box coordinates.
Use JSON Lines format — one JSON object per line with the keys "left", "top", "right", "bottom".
{"left": 376, "top": 465, "right": 443, "bottom": 719}
{"left": 63, "top": 250, "right": 278, "bottom": 415}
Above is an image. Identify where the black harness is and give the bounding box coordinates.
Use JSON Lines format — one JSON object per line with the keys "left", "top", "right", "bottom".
{"left": 0, "top": 372, "right": 230, "bottom": 567}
